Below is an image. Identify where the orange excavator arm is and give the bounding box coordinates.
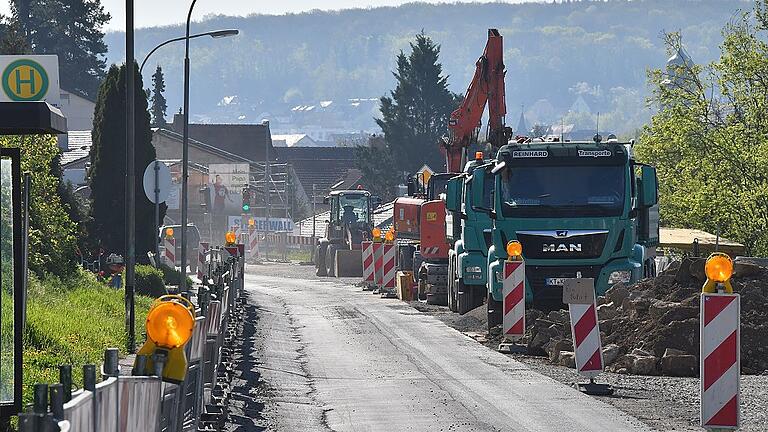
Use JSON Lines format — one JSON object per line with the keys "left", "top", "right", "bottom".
{"left": 442, "top": 28, "right": 509, "bottom": 173}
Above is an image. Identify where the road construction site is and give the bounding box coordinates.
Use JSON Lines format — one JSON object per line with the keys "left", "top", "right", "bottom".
{"left": 224, "top": 262, "right": 767, "bottom": 432}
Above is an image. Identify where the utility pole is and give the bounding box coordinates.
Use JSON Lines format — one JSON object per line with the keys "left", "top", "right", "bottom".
{"left": 264, "top": 120, "right": 271, "bottom": 261}
{"left": 125, "top": 0, "right": 136, "bottom": 354}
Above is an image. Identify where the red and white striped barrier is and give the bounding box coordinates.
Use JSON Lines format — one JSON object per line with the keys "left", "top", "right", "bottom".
{"left": 361, "top": 241, "right": 374, "bottom": 284}
{"left": 569, "top": 291, "right": 604, "bottom": 378}
{"left": 163, "top": 236, "right": 176, "bottom": 267}
{"left": 382, "top": 243, "right": 396, "bottom": 290}
{"left": 373, "top": 242, "right": 383, "bottom": 288}
{"left": 701, "top": 293, "right": 740, "bottom": 429}
{"left": 197, "top": 242, "right": 209, "bottom": 280}
{"left": 248, "top": 226, "right": 259, "bottom": 258}
{"left": 502, "top": 260, "right": 525, "bottom": 339}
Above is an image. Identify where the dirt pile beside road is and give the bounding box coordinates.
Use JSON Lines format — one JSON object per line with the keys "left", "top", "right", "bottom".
{"left": 525, "top": 257, "right": 768, "bottom": 376}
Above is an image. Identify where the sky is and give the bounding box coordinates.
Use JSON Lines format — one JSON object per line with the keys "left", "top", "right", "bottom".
{"left": 1, "top": 0, "right": 537, "bottom": 30}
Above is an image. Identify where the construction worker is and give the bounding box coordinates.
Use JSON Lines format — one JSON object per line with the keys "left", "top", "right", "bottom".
{"left": 341, "top": 204, "right": 358, "bottom": 225}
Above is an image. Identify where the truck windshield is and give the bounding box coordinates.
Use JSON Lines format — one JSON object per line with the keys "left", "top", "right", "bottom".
{"left": 338, "top": 194, "right": 369, "bottom": 224}
{"left": 428, "top": 176, "right": 451, "bottom": 201}
{"left": 500, "top": 165, "right": 625, "bottom": 217}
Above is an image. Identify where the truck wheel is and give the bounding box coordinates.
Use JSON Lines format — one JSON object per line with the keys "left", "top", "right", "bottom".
{"left": 457, "top": 278, "right": 472, "bottom": 315}
{"left": 316, "top": 243, "right": 327, "bottom": 276}
{"left": 326, "top": 244, "right": 338, "bottom": 277}
{"left": 487, "top": 293, "right": 502, "bottom": 332}
{"left": 447, "top": 257, "right": 458, "bottom": 312}
{"left": 412, "top": 250, "right": 423, "bottom": 282}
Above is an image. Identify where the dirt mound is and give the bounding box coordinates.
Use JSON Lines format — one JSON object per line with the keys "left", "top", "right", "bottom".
{"left": 524, "top": 258, "right": 768, "bottom": 376}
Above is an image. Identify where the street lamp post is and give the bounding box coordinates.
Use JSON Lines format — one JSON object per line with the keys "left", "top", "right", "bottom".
{"left": 179, "top": 0, "right": 198, "bottom": 294}
{"left": 139, "top": 29, "right": 239, "bottom": 74}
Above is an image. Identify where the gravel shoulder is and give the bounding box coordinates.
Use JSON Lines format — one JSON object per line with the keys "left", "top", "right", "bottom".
{"left": 411, "top": 301, "right": 768, "bottom": 432}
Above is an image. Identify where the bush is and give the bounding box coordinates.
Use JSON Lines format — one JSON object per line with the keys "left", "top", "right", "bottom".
{"left": 135, "top": 264, "right": 166, "bottom": 297}
{"left": 158, "top": 263, "right": 193, "bottom": 287}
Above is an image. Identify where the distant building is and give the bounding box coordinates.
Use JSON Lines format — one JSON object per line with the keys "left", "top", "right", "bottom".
{"left": 60, "top": 130, "right": 93, "bottom": 189}
{"left": 272, "top": 134, "right": 330, "bottom": 147}
{"left": 57, "top": 89, "right": 96, "bottom": 150}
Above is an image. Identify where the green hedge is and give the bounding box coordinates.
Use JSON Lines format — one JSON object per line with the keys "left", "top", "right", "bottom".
{"left": 135, "top": 265, "right": 166, "bottom": 297}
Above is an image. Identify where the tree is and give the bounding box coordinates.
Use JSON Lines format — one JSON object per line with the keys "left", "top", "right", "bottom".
{"left": 373, "top": 32, "right": 459, "bottom": 176}
{"left": 0, "top": 13, "right": 29, "bottom": 54}
{"left": 355, "top": 144, "right": 401, "bottom": 201}
{"left": 150, "top": 66, "right": 167, "bottom": 126}
{"left": 637, "top": 0, "right": 768, "bottom": 255}
{"left": 19, "top": 0, "right": 110, "bottom": 97}
{"left": 89, "top": 64, "right": 164, "bottom": 260}
{"left": 0, "top": 135, "right": 78, "bottom": 277}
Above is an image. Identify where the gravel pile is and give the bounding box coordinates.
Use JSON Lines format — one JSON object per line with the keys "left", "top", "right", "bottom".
{"left": 524, "top": 257, "right": 768, "bottom": 376}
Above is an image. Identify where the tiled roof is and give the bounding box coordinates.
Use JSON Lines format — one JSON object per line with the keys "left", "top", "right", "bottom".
{"left": 169, "top": 114, "right": 274, "bottom": 162}
{"left": 275, "top": 147, "right": 358, "bottom": 195}
{"left": 60, "top": 130, "right": 92, "bottom": 166}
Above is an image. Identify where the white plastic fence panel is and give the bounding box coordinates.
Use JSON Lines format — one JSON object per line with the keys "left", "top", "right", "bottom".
{"left": 206, "top": 301, "right": 222, "bottom": 336}
{"left": 95, "top": 377, "right": 119, "bottom": 432}
{"left": 117, "top": 376, "right": 162, "bottom": 432}
{"left": 189, "top": 316, "right": 206, "bottom": 361}
{"left": 62, "top": 390, "right": 95, "bottom": 432}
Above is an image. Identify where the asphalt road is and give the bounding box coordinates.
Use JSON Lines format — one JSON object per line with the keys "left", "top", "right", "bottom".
{"left": 226, "top": 263, "right": 651, "bottom": 431}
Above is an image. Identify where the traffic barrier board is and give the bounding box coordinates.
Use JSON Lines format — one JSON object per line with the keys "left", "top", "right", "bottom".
{"left": 502, "top": 260, "right": 525, "bottom": 339}
{"left": 700, "top": 292, "right": 740, "bottom": 429}
{"left": 361, "top": 241, "right": 374, "bottom": 284}
{"left": 382, "top": 243, "right": 396, "bottom": 289}
{"left": 567, "top": 278, "right": 604, "bottom": 378}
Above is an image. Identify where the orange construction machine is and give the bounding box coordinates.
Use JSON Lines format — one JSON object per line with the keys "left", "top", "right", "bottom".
{"left": 393, "top": 29, "right": 511, "bottom": 305}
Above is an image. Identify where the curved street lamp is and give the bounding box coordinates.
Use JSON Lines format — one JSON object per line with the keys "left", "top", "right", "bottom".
{"left": 139, "top": 29, "right": 239, "bottom": 74}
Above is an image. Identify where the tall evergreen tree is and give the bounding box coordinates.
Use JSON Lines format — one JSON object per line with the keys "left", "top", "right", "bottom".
{"left": 18, "top": 0, "right": 110, "bottom": 97}
{"left": 150, "top": 66, "right": 168, "bottom": 126}
{"left": 89, "top": 64, "right": 164, "bottom": 259}
{"left": 374, "top": 32, "right": 459, "bottom": 174}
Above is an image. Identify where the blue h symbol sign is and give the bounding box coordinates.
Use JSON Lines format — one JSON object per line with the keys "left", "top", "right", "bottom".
{"left": 14, "top": 67, "right": 36, "bottom": 95}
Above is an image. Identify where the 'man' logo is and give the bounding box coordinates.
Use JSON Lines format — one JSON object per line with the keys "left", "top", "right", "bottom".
{"left": 542, "top": 243, "right": 582, "bottom": 252}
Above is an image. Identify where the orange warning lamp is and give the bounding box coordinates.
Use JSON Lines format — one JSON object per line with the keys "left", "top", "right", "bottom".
{"left": 702, "top": 252, "right": 734, "bottom": 293}
{"left": 506, "top": 240, "right": 523, "bottom": 260}
{"left": 475, "top": 151, "right": 483, "bottom": 160}
{"left": 225, "top": 231, "right": 237, "bottom": 245}
{"left": 165, "top": 227, "right": 174, "bottom": 238}
{"left": 146, "top": 299, "right": 195, "bottom": 348}
{"left": 248, "top": 218, "right": 255, "bottom": 227}
{"left": 136, "top": 295, "right": 196, "bottom": 383}
{"left": 372, "top": 228, "right": 381, "bottom": 239}
{"left": 385, "top": 228, "right": 395, "bottom": 242}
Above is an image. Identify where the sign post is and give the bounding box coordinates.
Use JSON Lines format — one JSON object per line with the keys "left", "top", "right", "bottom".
{"left": 143, "top": 161, "right": 172, "bottom": 266}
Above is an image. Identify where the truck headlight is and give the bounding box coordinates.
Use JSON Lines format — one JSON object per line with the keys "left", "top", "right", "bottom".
{"left": 465, "top": 266, "right": 482, "bottom": 273}
{"left": 608, "top": 270, "right": 632, "bottom": 284}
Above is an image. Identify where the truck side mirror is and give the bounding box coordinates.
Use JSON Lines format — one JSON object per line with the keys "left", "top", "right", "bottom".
{"left": 470, "top": 168, "right": 486, "bottom": 210}
{"left": 445, "top": 177, "right": 461, "bottom": 212}
{"left": 371, "top": 195, "right": 382, "bottom": 208}
{"left": 639, "top": 165, "right": 658, "bottom": 207}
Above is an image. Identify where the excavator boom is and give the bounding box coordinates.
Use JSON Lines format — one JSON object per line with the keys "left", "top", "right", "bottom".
{"left": 443, "top": 28, "right": 507, "bottom": 173}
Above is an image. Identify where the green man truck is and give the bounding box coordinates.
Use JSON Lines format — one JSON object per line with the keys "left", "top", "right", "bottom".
{"left": 445, "top": 152, "right": 495, "bottom": 314}
{"left": 472, "top": 136, "right": 659, "bottom": 326}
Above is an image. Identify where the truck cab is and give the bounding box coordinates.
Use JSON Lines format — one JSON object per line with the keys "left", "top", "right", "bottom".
{"left": 477, "top": 138, "right": 659, "bottom": 318}
{"left": 445, "top": 154, "right": 494, "bottom": 314}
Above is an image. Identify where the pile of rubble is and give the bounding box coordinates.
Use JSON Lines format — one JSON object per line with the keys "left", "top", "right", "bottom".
{"left": 524, "top": 257, "right": 768, "bottom": 376}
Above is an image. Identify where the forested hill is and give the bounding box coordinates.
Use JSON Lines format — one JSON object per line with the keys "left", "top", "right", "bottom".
{"left": 105, "top": 0, "right": 747, "bottom": 133}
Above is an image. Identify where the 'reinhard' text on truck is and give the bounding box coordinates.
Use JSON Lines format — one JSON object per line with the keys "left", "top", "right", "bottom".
{"left": 475, "top": 136, "right": 659, "bottom": 327}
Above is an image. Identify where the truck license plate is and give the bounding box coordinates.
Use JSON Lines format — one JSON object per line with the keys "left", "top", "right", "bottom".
{"left": 545, "top": 277, "right": 567, "bottom": 286}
